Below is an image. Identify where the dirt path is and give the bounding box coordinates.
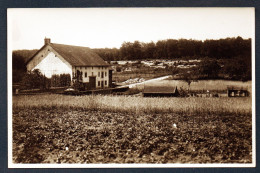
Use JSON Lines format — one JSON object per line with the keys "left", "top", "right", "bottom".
{"left": 118, "top": 75, "right": 171, "bottom": 88}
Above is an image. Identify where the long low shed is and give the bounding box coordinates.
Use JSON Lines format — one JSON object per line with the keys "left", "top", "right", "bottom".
{"left": 227, "top": 86, "right": 249, "bottom": 97}
{"left": 143, "top": 86, "right": 179, "bottom": 97}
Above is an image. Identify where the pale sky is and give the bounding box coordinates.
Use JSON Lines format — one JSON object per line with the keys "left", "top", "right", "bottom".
{"left": 8, "top": 8, "right": 254, "bottom": 50}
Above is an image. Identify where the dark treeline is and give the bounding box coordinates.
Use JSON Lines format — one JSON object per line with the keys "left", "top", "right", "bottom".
{"left": 12, "top": 49, "right": 38, "bottom": 83}
{"left": 93, "top": 36, "right": 251, "bottom": 61}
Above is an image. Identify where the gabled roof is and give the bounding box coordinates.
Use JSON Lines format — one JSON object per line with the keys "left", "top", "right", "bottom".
{"left": 26, "top": 42, "right": 109, "bottom": 67}
{"left": 143, "top": 86, "right": 178, "bottom": 94}
{"left": 50, "top": 43, "right": 109, "bottom": 66}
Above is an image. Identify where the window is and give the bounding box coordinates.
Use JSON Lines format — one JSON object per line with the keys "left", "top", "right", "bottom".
{"left": 98, "top": 72, "right": 100, "bottom": 77}
{"left": 85, "top": 72, "right": 87, "bottom": 78}
{"left": 98, "top": 81, "right": 100, "bottom": 86}
{"left": 105, "top": 80, "right": 107, "bottom": 85}
{"left": 92, "top": 72, "right": 94, "bottom": 76}
{"left": 92, "top": 67, "right": 93, "bottom": 70}
{"left": 101, "top": 72, "right": 104, "bottom": 78}
{"left": 102, "top": 66, "right": 103, "bottom": 69}
{"left": 105, "top": 72, "right": 107, "bottom": 77}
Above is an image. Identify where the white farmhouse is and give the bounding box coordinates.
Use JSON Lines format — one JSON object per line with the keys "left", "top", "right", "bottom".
{"left": 26, "top": 38, "right": 112, "bottom": 89}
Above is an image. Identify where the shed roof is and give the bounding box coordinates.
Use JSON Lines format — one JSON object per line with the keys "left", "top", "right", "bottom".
{"left": 26, "top": 42, "right": 109, "bottom": 67}
{"left": 143, "top": 86, "right": 178, "bottom": 94}
{"left": 227, "top": 85, "right": 248, "bottom": 91}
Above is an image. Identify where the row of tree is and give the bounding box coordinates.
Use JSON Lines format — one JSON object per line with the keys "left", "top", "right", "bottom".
{"left": 93, "top": 36, "right": 251, "bottom": 61}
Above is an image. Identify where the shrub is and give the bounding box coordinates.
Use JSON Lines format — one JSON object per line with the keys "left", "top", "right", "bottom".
{"left": 116, "top": 66, "right": 122, "bottom": 72}
{"left": 21, "top": 69, "right": 50, "bottom": 89}
{"left": 21, "top": 70, "right": 71, "bottom": 89}
{"left": 51, "top": 74, "right": 71, "bottom": 87}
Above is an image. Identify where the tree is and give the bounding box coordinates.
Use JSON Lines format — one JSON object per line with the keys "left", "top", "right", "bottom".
{"left": 132, "top": 41, "right": 143, "bottom": 60}
{"left": 120, "top": 42, "right": 133, "bottom": 60}
{"left": 166, "top": 39, "right": 178, "bottom": 59}
{"left": 142, "top": 42, "right": 156, "bottom": 59}
{"left": 155, "top": 40, "right": 167, "bottom": 59}
{"left": 222, "top": 56, "right": 251, "bottom": 80}
{"left": 21, "top": 69, "right": 49, "bottom": 89}
{"left": 198, "top": 58, "right": 221, "bottom": 79}
{"left": 183, "top": 72, "right": 192, "bottom": 90}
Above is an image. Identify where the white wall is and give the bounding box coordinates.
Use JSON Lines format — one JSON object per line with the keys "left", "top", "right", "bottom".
{"left": 74, "top": 66, "right": 109, "bottom": 88}
{"left": 32, "top": 52, "right": 72, "bottom": 78}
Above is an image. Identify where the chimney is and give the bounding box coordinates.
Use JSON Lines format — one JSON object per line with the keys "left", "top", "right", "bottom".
{"left": 44, "top": 38, "right": 51, "bottom": 45}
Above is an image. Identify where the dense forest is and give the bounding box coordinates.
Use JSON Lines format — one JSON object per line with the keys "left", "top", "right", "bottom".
{"left": 12, "top": 37, "right": 251, "bottom": 84}
{"left": 93, "top": 36, "right": 251, "bottom": 61}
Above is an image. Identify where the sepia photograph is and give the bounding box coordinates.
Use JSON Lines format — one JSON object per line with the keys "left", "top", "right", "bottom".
{"left": 7, "top": 8, "right": 255, "bottom": 168}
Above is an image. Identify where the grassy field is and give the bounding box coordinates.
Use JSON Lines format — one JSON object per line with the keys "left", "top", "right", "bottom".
{"left": 134, "top": 79, "right": 252, "bottom": 93}
{"left": 12, "top": 94, "right": 252, "bottom": 163}
{"left": 13, "top": 94, "right": 251, "bottom": 114}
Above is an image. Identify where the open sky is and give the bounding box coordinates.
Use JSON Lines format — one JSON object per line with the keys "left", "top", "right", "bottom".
{"left": 8, "top": 8, "right": 254, "bottom": 50}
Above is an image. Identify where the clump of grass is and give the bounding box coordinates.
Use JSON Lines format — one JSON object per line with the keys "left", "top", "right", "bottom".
{"left": 13, "top": 94, "right": 252, "bottom": 114}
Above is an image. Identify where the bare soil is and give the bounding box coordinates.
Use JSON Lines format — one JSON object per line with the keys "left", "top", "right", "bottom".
{"left": 12, "top": 107, "right": 252, "bottom": 164}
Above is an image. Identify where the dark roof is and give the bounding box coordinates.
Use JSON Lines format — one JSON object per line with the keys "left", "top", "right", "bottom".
{"left": 227, "top": 85, "right": 248, "bottom": 91}
{"left": 51, "top": 43, "right": 109, "bottom": 66}
{"left": 26, "top": 43, "right": 109, "bottom": 67}
{"left": 143, "top": 86, "right": 178, "bottom": 94}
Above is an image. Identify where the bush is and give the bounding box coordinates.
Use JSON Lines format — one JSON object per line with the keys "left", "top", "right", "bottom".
{"left": 116, "top": 66, "right": 122, "bottom": 72}
{"left": 21, "top": 69, "right": 50, "bottom": 89}
{"left": 51, "top": 74, "right": 71, "bottom": 87}
{"left": 178, "top": 87, "right": 189, "bottom": 97}
{"left": 21, "top": 70, "right": 71, "bottom": 89}
{"left": 221, "top": 56, "right": 251, "bottom": 81}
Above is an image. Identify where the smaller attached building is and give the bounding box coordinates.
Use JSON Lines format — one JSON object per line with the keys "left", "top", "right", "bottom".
{"left": 143, "top": 86, "right": 179, "bottom": 97}
{"left": 227, "top": 86, "right": 249, "bottom": 97}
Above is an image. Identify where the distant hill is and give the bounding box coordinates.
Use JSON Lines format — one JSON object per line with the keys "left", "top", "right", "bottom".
{"left": 12, "top": 49, "right": 38, "bottom": 83}
{"left": 13, "top": 49, "right": 38, "bottom": 66}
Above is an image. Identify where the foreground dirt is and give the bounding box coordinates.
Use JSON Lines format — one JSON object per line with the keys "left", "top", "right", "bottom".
{"left": 13, "top": 108, "right": 252, "bottom": 163}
